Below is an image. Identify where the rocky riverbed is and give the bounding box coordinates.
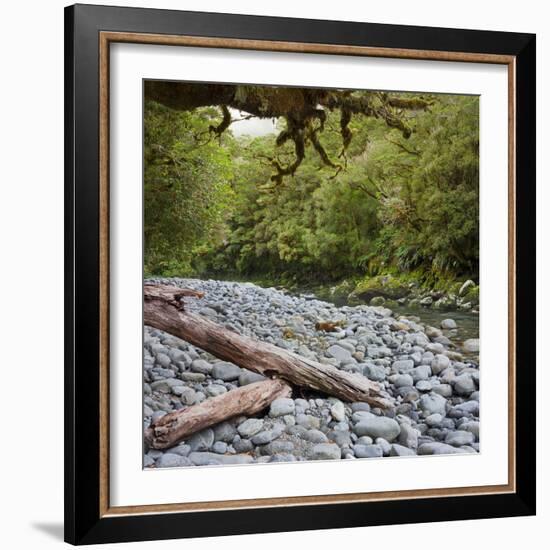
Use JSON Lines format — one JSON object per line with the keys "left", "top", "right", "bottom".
{"left": 143, "top": 278, "right": 480, "bottom": 468}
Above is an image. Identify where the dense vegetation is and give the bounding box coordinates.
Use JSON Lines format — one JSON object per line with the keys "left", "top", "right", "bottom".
{"left": 144, "top": 87, "right": 478, "bottom": 289}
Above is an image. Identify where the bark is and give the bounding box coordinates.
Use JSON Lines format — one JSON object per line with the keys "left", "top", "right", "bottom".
{"left": 145, "top": 378, "right": 292, "bottom": 449}
{"left": 144, "top": 284, "right": 391, "bottom": 408}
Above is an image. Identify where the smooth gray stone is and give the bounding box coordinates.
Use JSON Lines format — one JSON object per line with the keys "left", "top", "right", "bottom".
{"left": 461, "top": 421, "right": 480, "bottom": 440}
{"left": 150, "top": 378, "right": 180, "bottom": 393}
{"left": 269, "top": 398, "right": 295, "bottom": 417}
{"left": 179, "top": 372, "right": 206, "bottom": 382}
{"left": 375, "top": 437, "right": 392, "bottom": 455}
{"left": 310, "top": 443, "right": 341, "bottom": 460}
{"left": 363, "top": 364, "right": 386, "bottom": 381}
{"left": 205, "top": 384, "right": 227, "bottom": 397}
{"left": 188, "top": 428, "right": 214, "bottom": 452}
{"left": 416, "top": 380, "right": 432, "bottom": 392}
{"left": 432, "top": 384, "right": 453, "bottom": 397}
{"left": 398, "top": 423, "right": 419, "bottom": 449}
{"left": 144, "top": 455, "right": 155, "bottom": 467}
{"left": 393, "top": 374, "right": 414, "bottom": 388}
{"left": 411, "top": 365, "right": 432, "bottom": 382}
{"left": 431, "top": 354, "right": 451, "bottom": 374}
{"left": 392, "top": 359, "right": 414, "bottom": 372}
{"left": 425, "top": 413, "right": 444, "bottom": 427}
{"left": 452, "top": 400, "right": 480, "bottom": 416}
{"left": 286, "top": 425, "right": 308, "bottom": 438}
{"left": 327, "top": 430, "right": 352, "bottom": 447}
{"left": 463, "top": 339, "right": 480, "bottom": 353}
{"left": 419, "top": 393, "right": 448, "bottom": 416}
{"left": 167, "top": 444, "right": 191, "bottom": 457}
{"left": 190, "top": 359, "right": 213, "bottom": 374}
{"left": 351, "top": 402, "right": 371, "bottom": 413}
{"left": 453, "top": 373, "right": 476, "bottom": 395}
{"left": 211, "top": 361, "right": 242, "bottom": 381}
{"left": 214, "top": 421, "right": 237, "bottom": 443}
{"left": 445, "top": 430, "right": 475, "bottom": 447}
{"left": 147, "top": 449, "right": 163, "bottom": 459}
{"left": 156, "top": 353, "right": 172, "bottom": 368}
{"left": 233, "top": 438, "right": 254, "bottom": 453}
{"left": 353, "top": 416, "right": 401, "bottom": 442}
{"left": 418, "top": 442, "right": 464, "bottom": 455}
{"left": 251, "top": 428, "right": 283, "bottom": 445}
{"left": 305, "top": 429, "right": 329, "bottom": 443}
{"left": 296, "top": 413, "right": 321, "bottom": 429}
{"left": 355, "top": 435, "right": 374, "bottom": 446}
{"left": 188, "top": 452, "right": 254, "bottom": 466}
{"left": 354, "top": 444, "right": 383, "bottom": 458}
{"left": 238, "top": 370, "right": 266, "bottom": 386}
{"left": 156, "top": 453, "right": 192, "bottom": 468}
{"left": 327, "top": 344, "right": 352, "bottom": 362}
{"left": 269, "top": 454, "right": 297, "bottom": 463}
{"left": 237, "top": 418, "right": 264, "bottom": 438}
{"left": 212, "top": 441, "right": 228, "bottom": 454}
{"left": 330, "top": 400, "right": 346, "bottom": 422}
{"left": 390, "top": 444, "right": 417, "bottom": 456}
{"left": 263, "top": 440, "right": 295, "bottom": 455}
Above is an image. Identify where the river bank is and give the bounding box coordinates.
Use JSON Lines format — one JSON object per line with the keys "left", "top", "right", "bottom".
{"left": 144, "top": 278, "right": 480, "bottom": 469}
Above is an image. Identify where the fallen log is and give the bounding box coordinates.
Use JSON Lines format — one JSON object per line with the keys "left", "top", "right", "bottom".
{"left": 145, "top": 378, "right": 292, "bottom": 449}
{"left": 144, "top": 284, "right": 391, "bottom": 408}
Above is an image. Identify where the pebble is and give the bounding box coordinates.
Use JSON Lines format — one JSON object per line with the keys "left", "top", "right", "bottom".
{"left": 310, "top": 443, "right": 341, "bottom": 460}
{"left": 354, "top": 444, "right": 383, "bottom": 458}
{"left": 445, "top": 430, "right": 475, "bottom": 447}
{"left": 251, "top": 428, "right": 283, "bottom": 445}
{"left": 431, "top": 354, "right": 451, "bottom": 375}
{"left": 188, "top": 429, "right": 214, "bottom": 452}
{"left": 188, "top": 452, "right": 253, "bottom": 466}
{"left": 238, "top": 371, "right": 266, "bottom": 386}
{"left": 144, "top": 278, "right": 480, "bottom": 469}
{"left": 214, "top": 421, "right": 237, "bottom": 443}
{"left": 269, "top": 398, "right": 295, "bottom": 417}
{"left": 418, "top": 442, "right": 464, "bottom": 455}
{"left": 305, "top": 429, "right": 329, "bottom": 443}
{"left": 398, "top": 423, "right": 419, "bottom": 449}
{"left": 463, "top": 339, "right": 480, "bottom": 353}
{"left": 390, "top": 444, "right": 416, "bottom": 456}
{"left": 354, "top": 417, "right": 401, "bottom": 442}
{"left": 330, "top": 400, "right": 346, "bottom": 422}
{"left": 327, "top": 344, "right": 353, "bottom": 362}
{"left": 419, "top": 393, "right": 448, "bottom": 416}
{"left": 156, "top": 453, "right": 192, "bottom": 468}
{"left": 211, "top": 362, "right": 242, "bottom": 381}
{"left": 190, "top": 359, "right": 213, "bottom": 374}
{"left": 237, "top": 418, "right": 264, "bottom": 438}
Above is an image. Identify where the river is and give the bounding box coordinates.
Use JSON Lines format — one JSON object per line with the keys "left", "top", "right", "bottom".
{"left": 290, "top": 283, "right": 479, "bottom": 358}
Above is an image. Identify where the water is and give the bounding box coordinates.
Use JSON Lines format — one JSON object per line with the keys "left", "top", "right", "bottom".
{"left": 291, "top": 283, "right": 479, "bottom": 357}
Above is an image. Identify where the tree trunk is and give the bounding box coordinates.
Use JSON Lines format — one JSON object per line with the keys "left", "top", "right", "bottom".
{"left": 144, "top": 284, "right": 391, "bottom": 408}
{"left": 145, "top": 379, "right": 292, "bottom": 449}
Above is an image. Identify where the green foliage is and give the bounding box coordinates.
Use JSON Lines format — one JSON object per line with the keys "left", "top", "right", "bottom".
{"left": 144, "top": 91, "right": 479, "bottom": 286}
{"left": 144, "top": 101, "right": 234, "bottom": 275}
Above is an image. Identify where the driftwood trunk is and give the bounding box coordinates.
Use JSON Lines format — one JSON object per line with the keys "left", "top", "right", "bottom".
{"left": 145, "top": 379, "right": 292, "bottom": 449}
{"left": 144, "top": 284, "right": 390, "bottom": 408}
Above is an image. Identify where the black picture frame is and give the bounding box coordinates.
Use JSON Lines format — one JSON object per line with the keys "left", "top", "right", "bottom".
{"left": 65, "top": 3, "right": 536, "bottom": 545}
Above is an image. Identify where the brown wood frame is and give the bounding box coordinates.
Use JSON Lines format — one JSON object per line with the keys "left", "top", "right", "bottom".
{"left": 98, "top": 32, "right": 516, "bottom": 519}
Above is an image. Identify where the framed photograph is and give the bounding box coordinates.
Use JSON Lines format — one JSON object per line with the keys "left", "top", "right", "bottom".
{"left": 65, "top": 3, "right": 536, "bottom": 545}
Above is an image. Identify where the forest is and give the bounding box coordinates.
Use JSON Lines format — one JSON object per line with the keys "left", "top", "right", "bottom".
{"left": 143, "top": 82, "right": 482, "bottom": 468}
{"left": 144, "top": 82, "right": 479, "bottom": 295}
